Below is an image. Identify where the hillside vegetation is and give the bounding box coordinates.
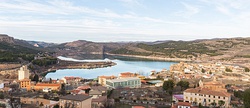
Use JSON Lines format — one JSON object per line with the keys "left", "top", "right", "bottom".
{"left": 0, "top": 42, "right": 38, "bottom": 62}
{"left": 109, "top": 38, "right": 250, "bottom": 64}
{"left": 0, "top": 35, "right": 39, "bottom": 62}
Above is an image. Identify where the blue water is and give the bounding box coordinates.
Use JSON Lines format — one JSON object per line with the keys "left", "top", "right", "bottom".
{"left": 45, "top": 57, "right": 177, "bottom": 79}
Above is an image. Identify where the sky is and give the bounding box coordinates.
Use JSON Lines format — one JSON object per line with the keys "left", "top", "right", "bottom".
{"left": 1, "top": 0, "right": 250, "bottom": 43}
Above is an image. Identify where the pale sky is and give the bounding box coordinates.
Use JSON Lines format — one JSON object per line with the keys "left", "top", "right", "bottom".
{"left": 1, "top": 0, "right": 250, "bottom": 43}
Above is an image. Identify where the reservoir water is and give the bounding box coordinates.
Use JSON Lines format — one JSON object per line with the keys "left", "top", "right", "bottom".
{"left": 45, "top": 56, "right": 178, "bottom": 79}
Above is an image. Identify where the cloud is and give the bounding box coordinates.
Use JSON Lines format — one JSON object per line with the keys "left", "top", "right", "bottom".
{"left": 175, "top": 2, "right": 200, "bottom": 18}
{"left": 118, "top": 0, "right": 144, "bottom": 8}
{"left": 216, "top": 5, "right": 231, "bottom": 16}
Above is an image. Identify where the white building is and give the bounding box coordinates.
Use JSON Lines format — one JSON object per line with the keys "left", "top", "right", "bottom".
{"left": 18, "top": 65, "right": 30, "bottom": 80}
{"left": 183, "top": 87, "right": 231, "bottom": 107}
{"left": 106, "top": 77, "right": 141, "bottom": 89}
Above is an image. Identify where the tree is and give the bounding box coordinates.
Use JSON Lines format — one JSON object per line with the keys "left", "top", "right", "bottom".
{"left": 243, "top": 89, "right": 250, "bottom": 108}
{"left": 225, "top": 68, "right": 232, "bottom": 72}
{"left": 245, "top": 67, "right": 250, "bottom": 72}
{"left": 234, "top": 90, "right": 244, "bottom": 99}
{"left": 39, "top": 102, "right": 44, "bottom": 107}
{"left": 198, "top": 103, "right": 204, "bottom": 108}
{"left": 43, "top": 93, "right": 50, "bottom": 99}
{"left": 163, "top": 80, "right": 175, "bottom": 93}
{"left": 177, "top": 81, "right": 190, "bottom": 90}
{"left": 0, "top": 92, "right": 4, "bottom": 99}
{"left": 163, "top": 80, "right": 175, "bottom": 102}
{"left": 32, "top": 74, "right": 39, "bottom": 83}
{"left": 201, "top": 68, "right": 206, "bottom": 73}
{"left": 218, "top": 100, "right": 225, "bottom": 107}
{"left": 211, "top": 101, "right": 217, "bottom": 107}
{"left": 53, "top": 104, "right": 59, "bottom": 108}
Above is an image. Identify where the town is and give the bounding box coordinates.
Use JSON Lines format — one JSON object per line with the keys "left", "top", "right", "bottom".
{"left": 0, "top": 60, "right": 249, "bottom": 108}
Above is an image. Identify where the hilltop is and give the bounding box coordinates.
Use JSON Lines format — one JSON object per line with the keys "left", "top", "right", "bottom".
{"left": 0, "top": 34, "right": 40, "bottom": 63}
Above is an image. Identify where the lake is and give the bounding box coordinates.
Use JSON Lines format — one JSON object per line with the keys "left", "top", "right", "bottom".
{"left": 45, "top": 55, "right": 178, "bottom": 79}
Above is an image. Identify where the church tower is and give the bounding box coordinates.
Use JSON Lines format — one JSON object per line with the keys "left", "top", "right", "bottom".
{"left": 18, "top": 65, "right": 30, "bottom": 80}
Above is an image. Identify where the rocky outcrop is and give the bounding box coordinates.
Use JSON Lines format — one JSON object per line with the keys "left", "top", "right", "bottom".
{"left": 0, "top": 34, "right": 14, "bottom": 43}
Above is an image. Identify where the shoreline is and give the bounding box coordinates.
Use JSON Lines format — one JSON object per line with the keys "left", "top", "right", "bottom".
{"left": 38, "top": 60, "right": 117, "bottom": 77}
{"left": 106, "top": 53, "right": 191, "bottom": 62}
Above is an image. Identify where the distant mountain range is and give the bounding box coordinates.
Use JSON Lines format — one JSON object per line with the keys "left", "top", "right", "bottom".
{"left": 1, "top": 34, "right": 250, "bottom": 65}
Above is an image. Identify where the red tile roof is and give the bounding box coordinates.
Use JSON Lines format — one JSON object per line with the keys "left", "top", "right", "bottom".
{"left": 64, "top": 76, "right": 81, "bottom": 80}
{"left": 99, "top": 75, "right": 117, "bottom": 79}
{"left": 77, "top": 86, "right": 90, "bottom": 90}
{"left": 132, "top": 106, "right": 145, "bottom": 108}
{"left": 184, "top": 87, "right": 231, "bottom": 97}
{"left": 36, "top": 83, "right": 61, "bottom": 86}
{"left": 172, "top": 102, "right": 198, "bottom": 108}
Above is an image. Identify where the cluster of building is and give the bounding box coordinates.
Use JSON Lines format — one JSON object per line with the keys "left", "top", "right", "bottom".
{"left": 1, "top": 61, "right": 249, "bottom": 108}
{"left": 171, "top": 76, "right": 234, "bottom": 108}
{"left": 98, "top": 72, "right": 142, "bottom": 89}
{"left": 18, "top": 66, "right": 62, "bottom": 92}
{"left": 3, "top": 65, "right": 145, "bottom": 108}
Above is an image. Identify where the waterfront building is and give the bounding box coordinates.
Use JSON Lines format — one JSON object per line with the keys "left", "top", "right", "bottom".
{"left": 33, "top": 83, "right": 61, "bottom": 91}
{"left": 118, "top": 72, "right": 138, "bottom": 78}
{"left": 183, "top": 87, "right": 231, "bottom": 107}
{"left": 18, "top": 65, "right": 30, "bottom": 80}
{"left": 59, "top": 94, "right": 92, "bottom": 108}
{"left": 98, "top": 75, "right": 117, "bottom": 86}
{"left": 61, "top": 76, "right": 82, "bottom": 84}
{"left": 106, "top": 77, "right": 141, "bottom": 89}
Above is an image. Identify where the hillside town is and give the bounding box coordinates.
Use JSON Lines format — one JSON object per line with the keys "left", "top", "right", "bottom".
{"left": 0, "top": 61, "right": 249, "bottom": 108}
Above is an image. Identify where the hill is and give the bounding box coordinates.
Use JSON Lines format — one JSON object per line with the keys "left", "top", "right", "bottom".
{"left": 27, "top": 41, "right": 57, "bottom": 48}
{"left": 109, "top": 38, "right": 250, "bottom": 65}
{"left": 49, "top": 40, "right": 126, "bottom": 57}
{"left": 2, "top": 34, "right": 250, "bottom": 66}
{"left": 0, "top": 34, "right": 40, "bottom": 62}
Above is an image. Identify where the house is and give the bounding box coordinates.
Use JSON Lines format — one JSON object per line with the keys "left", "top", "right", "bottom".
{"left": 184, "top": 87, "right": 231, "bottom": 107}
{"left": 132, "top": 106, "right": 146, "bottom": 108}
{"left": 59, "top": 94, "right": 92, "bottom": 108}
{"left": 106, "top": 77, "right": 141, "bottom": 89}
{"left": 21, "top": 97, "right": 58, "bottom": 108}
{"left": 89, "top": 89, "right": 102, "bottom": 98}
{"left": 199, "top": 77, "right": 227, "bottom": 92}
{"left": 92, "top": 96, "right": 107, "bottom": 108}
{"left": 118, "top": 72, "right": 138, "bottom": 78}
{"left": 19, "top": 78, "right": 31, "bottom": 90}
{"left": 173, "top": 94, "right": 184, "bottom": 103}
{"left": 98, "top": 75, "right": 117, "bottom": 86}
{"left": 33, "top": 83, "right": 61, "bottom": 91}
{"left": 171, "top": 102, "right": 197, "bottom": 108}
{"left": 61, "top": 76, "right": 82, "bottom": 84}
{"left": 43, "top": 88, "right": 52, "bottom": 92}
{"left": 91, "top": 86, "right": 107, "bottom": 95}
{"left": 77, "top": 85, "right": 91, "bottom": 93}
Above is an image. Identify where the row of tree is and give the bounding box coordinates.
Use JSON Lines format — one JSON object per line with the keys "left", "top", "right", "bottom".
{"left": 32, "top": 57, "right": 57, "bottom": 67}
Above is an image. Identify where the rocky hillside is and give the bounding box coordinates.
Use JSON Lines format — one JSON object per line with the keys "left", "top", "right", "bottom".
{"left": 110, "top": 38, "right": 250, "bottom": 66}
{"left": 49, "top": 40, "right": 125, "bottom": 57}
{"left": 27, "top": 41, "right": 57, "bottom": 48}
{"left": 0, "top": 34, "right": 40, "bottom": 63}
